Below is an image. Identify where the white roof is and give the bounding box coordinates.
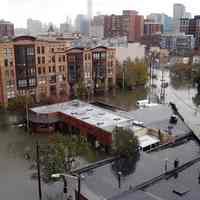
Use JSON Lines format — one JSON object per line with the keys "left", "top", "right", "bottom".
{"left": 31, "top": 100, "right": 133, "bottom": 132}
{"left": 138, "top": 135, "right": 160, "bottom": 148}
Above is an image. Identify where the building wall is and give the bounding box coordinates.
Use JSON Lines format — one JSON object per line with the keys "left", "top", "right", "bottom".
{"left": 0, "top": 42, "right": 17, "bottom": 105}
{"left": 144, "top": 20, "right": 163, "bottom": 36}
{"left": 0, "top": 21, "right": 14, "bottom": 38}
{"left": 115, "top": 43, "right": 145, "bottom": 63}
{"left": 104, "top": 11, "right": 144, "bottom": 42}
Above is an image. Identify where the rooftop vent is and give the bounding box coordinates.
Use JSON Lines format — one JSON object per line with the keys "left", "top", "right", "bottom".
{"left": 71, "top": 101, "right": 80, "bottom": 107}
{"left": 114, "top": 118, "right": 121, "bottom": 121}
{"left": 97, "top": 122, "right": 104, "bottom": 126}
{"left": 87, "top": 108, "right": 93, "bottom": 111}
{"left": 82, "top": 117, "right": 90, "bottom": 120}
{"left": 71, "top": 112, "right": 78, "bottom": 115}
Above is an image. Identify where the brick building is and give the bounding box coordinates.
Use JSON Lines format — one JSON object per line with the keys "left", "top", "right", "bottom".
{"left": 180, "top": 16, "right": 200, "bottom": 48}
{"left": 144, "top": 20, "right": 163, "bottom": 36}
{"left": 0, "top": 20, "right": 14, "bottom": 38}
{"left": 104, "top": 10, "right": 144, "bottom": 42}
{"left": 0, "top": 36, "right": 116, "bottom": 106}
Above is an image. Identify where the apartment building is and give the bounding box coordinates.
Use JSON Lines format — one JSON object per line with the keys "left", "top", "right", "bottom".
{"left": 0, "top": 36, "right": 116, "bottom": 106}
{"left": 180, "top": 16, "right": 200, "bottom": 48}
{"left": 0, "top": 42, "right": 16, "bottom": 105}
{"left": 0, "top": 20, "right": 14, "bottom": 38}
{"left": 0, "top": 36, "right": 71, "bottom": 106}
{"left": 66, "top": 46, "right": 116, "bottom": 96}
{"left": 104, "top": 10, "right": 144, "bottom": 42}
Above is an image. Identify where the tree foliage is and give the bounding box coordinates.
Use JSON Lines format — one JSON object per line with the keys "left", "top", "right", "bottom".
{"left": 112, "top": 127, "right": 140, "bottom": 176}
{"left": 7, "top": 95, "right": 34, "bottom": 113}
{"left": 117, "top": 58, "right": 148, "bottom": 89}
{"left": 76, "top": 80, "right": 88, "bottom": 99}
{"left": 32, "top": 134, "right": 93, "bottom": 183}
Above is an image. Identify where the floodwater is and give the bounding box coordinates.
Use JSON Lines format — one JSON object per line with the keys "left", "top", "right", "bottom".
{"left": 0, "top": 69, "right": 199, "bottom": 200}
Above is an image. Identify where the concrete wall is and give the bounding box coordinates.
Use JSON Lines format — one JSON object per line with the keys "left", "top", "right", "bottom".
{"left": 115, "top": 43, "right": 145, "bottom": 63}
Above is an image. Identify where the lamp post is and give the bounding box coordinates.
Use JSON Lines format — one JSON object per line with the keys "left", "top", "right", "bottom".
{"left": 51, "top": 173, "right": 81, "bottom": 200}
{"left": 36, "top": 142, "right": 42, "bottom": 200}
{"left": 51, "top": 174, "right": 68, "bottom": 194}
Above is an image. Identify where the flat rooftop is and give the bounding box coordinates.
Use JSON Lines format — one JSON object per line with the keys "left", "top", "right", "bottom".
{"left": 120, "top": 104, "right": 191, "bottom": 137}
{"left": 31, "top": 100, "right": 133, "bottom": 132}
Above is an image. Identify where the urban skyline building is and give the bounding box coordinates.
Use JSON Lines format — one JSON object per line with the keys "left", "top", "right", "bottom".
{"left": 173, "top": 3, "right": 187, "bottom": 33}
{"left": 147, "top": 13, "right": 173, "bottom": 33}
{"left": 0, "top": 20, "right": 14, "bottom": 38}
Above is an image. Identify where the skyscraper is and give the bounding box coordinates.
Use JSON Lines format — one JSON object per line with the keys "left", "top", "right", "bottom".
{"left": 87, "top": 0, "right": 92, "bottom": 21}
{"left": 173, "top": 3, "right": 186, "bottom": 33}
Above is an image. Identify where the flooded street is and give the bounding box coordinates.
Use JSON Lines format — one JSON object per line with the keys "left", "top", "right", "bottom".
{"left": 0, "top": 69, "right": 199, "bottom": 200}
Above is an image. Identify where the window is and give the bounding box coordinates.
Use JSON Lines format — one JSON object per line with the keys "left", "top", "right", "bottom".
{"left": 43, "top": 68, "right": 46, "bottom": 74}
{"left": 59, "top": 66, "right": 62, "bottom": 72}
{"left": 27, "top": 47, "right": 34, "bottom": 56}
{"left": 38, "top": 67, "right": 41, "bottom": 75}
{"left": 59, "top": 56, "right": 62, "bottom": 62}
{"left": 85, "top": 54, "right": 87, "bottom": 60}
{"left": 29, "top": 79, "right": 36, "bottom": 86}
{"left": 41, "top": 46, "right": 45, "bottom": 54}
{"left": 53, "top": 66, "right": 56, "bottom": 73}
{"left": 37, "top": 57, "right": 41, "bottom": 64}
{"left": 88, "top": 53, "right": 91, "bottom": 60}
{"left": 63, "top": 55, "right": 65, "bottom": 62}
{"left": 51, "top": 48, "right": 54, "bottom": 53}
{"left": 4, "top": 59, "right": 8, "bottom": 67}
{"left": 49, "top": 66, "right": 51, "bottom": 73}
{"left": 18, "top": 80, "right": 27, "bottom": 87}
{"left": 52, "top": 56, "right": 55, "bottom": 63}
{"left": 49, "top": 75, "right": 56, "bottom": 84}
{"left": 42, "top": 56, "right": 45, "bottom": 64}
{"left": 37, "top": 47, "right": 40, "bottom": 54}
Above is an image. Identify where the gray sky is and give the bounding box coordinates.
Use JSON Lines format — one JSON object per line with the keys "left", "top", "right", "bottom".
{"left": 1, "top": 0, "right": 200, "bottom": 28}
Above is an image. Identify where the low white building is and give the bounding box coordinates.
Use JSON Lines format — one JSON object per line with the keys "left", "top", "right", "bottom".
{"left": 115, "top": 43, "right": 146, "bottom": 63}
{"left": 193, "top": 56, "right": 200, "bottom": 65}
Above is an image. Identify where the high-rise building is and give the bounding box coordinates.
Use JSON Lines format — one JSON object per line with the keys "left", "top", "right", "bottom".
{"left": 104, "top": 10, "right": 144, "bottom": 42}
{"left": 0, "top": 20, "right": 14, "bottom": 38}
{"left": 90, "top": 15, "right": 105, "bottom": 38}
{"left": 87, "top": 0, "right": 93, "bottom": 21}
{"left": 60, "top": 17, "right": 73, "bottom": 33}
{"left": 144, "top": 20, "right": 163, "bottom": 36}
{"left": 173, "top": 3, "right": 186, "bottom": 33}
{"left": 75, "top": 14, "right": 89, "bottom": 35}
{"left": 147, "top": 13, "right": 173, "bottom": 33}
{"left": 180, "top": 16, "right": 200, "bottom": 48}
{"left": 27, "top": 18, "right": 43, "bottom": 36}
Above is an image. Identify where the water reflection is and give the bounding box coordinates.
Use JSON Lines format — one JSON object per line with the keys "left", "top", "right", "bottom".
{"left": 94, "top": 88, "right": 148, "bottom": 111}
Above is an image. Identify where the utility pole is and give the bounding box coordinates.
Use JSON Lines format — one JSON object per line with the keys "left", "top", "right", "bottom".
{"left": 77, "top": 174, "right": 81, "bottom": 200}
{"left": 160, "top": 69, "right": 166, "bottom": 104}
{"left": 36, "top": 142, "right": 42, "bottom": 200}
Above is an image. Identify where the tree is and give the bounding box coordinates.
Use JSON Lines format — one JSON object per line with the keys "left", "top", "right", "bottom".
{"left": 112, "top": 127, "right": 140, "bottom": 176}
{"left": 31, "top": 134, "right": 93, "bottom": 183}
{"left": 76, "top": 80, "right": 88, "bottom": 99}
{"left": 117, "top": 58, "right": 148, "bottom": 89}
{"left": 7, "top": 95, "right": 34, "bottom": 113}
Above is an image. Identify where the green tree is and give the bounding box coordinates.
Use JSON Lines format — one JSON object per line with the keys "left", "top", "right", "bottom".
{"left": 7, "top": 95, "right": 34, "bottom": 113}
{"left": 32, "top": 134, "right": 94, "bottom": 182}
{"left": 117, "top": 58, "right": 148, "bottom": 89}
{"left": 76, "top": 80, "right": 88, "bottom": 99}
{"left": 112, "top": 127, "right": 140, "bottom": 176}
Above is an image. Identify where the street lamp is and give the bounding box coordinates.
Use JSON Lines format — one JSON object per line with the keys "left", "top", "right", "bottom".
{"left": 51, "top": 173, "right": 83, "bottom": 200}
{"left": 51, "top": 174, "right": 68, "bottom": 194}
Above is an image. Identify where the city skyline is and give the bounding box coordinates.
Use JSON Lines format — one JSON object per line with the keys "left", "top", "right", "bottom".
{"left": 2, "top": 0, "right": 200, "bottom": 28}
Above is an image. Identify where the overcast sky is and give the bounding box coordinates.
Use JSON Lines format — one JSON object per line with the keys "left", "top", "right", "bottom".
{"left": 1, "top": 0, "right": 200, "bottom": 28}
